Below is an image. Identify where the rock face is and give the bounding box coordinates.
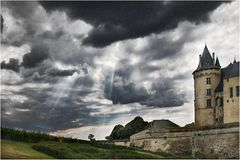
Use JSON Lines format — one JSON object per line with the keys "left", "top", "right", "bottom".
{"left": 130, "top": 126, "right": 239, "bottom": 159}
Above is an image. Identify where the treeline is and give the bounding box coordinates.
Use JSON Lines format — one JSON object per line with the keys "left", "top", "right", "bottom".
{"left": 1, "top": 127, "right": 129, "bottom": 150}
{"left": 106, "top": 116, "right": 150, "bottom": 140}
{"left": 1, "top": 127, "right": 86, "bottom": 144}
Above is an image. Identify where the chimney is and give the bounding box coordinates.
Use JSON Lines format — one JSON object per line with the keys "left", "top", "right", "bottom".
{"left": 212, "top": 52, "right": 215, "bottom": 65}
{"left": 233, "top": 57, "right": 236, "bottom": 63}
{"left": 199, "top": 54, "right": 202, "bottom": 67}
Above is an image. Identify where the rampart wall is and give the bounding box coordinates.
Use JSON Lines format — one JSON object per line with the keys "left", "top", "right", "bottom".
{"left": 128, "top": 126, "right": 239, "bottom": 159}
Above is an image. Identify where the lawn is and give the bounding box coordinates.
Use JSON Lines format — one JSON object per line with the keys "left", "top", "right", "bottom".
{"left": 1, "top": 139, "right": 166, "bottom": 159}
{"left": 1, "top": 127, "right": 175, "bottom": 159}
{"left": 1, "top": 139, "right": 53, "bottom": 159}
{"left": 32, "top": 141, "right": 165, "bottom": 159}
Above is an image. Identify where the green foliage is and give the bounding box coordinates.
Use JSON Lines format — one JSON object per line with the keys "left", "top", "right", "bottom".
{"left": 107, "top": 116, "right": 150, "bottom": 140}
{"left": 1, "top": 127, "right": 88, "bottom": 144}
{"left": 32, "top": 141, "right": 164, "bottom": 159}
{"left": 88, "top": 134, "right": 95, "bottom": 141}
{"left": 1, "top": 127, "right": 172, "bottom": 159}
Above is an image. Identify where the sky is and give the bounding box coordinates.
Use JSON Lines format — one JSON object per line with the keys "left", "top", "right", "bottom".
{"left": 1, "top": 1, "right": 239, "bottom": 140}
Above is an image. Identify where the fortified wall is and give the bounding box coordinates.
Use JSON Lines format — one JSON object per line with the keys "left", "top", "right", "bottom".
{"left": 130, "top": 125, "right": 239, "bottom": 159}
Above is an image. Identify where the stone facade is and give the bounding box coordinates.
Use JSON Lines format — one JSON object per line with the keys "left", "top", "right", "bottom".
{"left": 193, "top": 69, "right": 221, "bottom": 126}
{"left": 113, "top": 140, "right": 130, "bottom": 147}
{"left": 223, "top": 76, "right": 239, "bottom": 123}
{"left": 193, "top": 45, "right": 239, "bottom": 126}
{"left": 130, "top": 126, "right": 239, "bottom": 159}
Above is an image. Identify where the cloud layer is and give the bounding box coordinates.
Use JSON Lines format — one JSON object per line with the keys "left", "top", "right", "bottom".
{"left": 40, "top": 1, "right": 226, "bottom": 47}
{"left": 1, "top": 1, "right": 239, "bottom": 139}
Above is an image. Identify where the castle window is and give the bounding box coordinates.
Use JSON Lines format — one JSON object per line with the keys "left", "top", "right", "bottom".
{"left": 207, "top": 89, "right": 211, "bottom": 96}
{"left": 236, "top": 86, "right": 239, "bottom": 97}
{"left": 207, "top": 99, "right": 211, "bottom": 107}
{"left": 220, "top": 97, "right": 223, "bottom": 106}
{"left": 206, "top": 77, "right": 211, "bottom": 84}
{"left": 230, "top": 87, "right": 233, "bottom": 98}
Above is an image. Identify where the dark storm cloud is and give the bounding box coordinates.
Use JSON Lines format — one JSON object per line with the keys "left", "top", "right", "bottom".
{"left": 40, "top": 1, "right": 226, "bottom": 47}
{"left": 103, "top": 60, "right": 150, "bottom": 104}
{"left": 1, "top": 1, "right": 44, "bottom": 46}
{"left": 22, "top": 45, "right": 49, "bottom": 68}
{"left": 1, "top": 15, "right": 4, "bottom": 33}
{"left": 1, "top": 83, "right": 104, "bottom": 132}
{"left": 103, "top": 59, "right": 188, "bottom": 107}
{"left": 1, "top": 58, "right": 20, "bottom": 72}
{"left": 140, "top": 78, "right": 187, "bottom": 107}
{"left": 109, "top": 82, "right": 150, "bottom": 104}
{"left": 40, "top": 30, "right": 65, "bottom": 40}
{"left": 48, "top": 68, "right": 78, "bottom": 77}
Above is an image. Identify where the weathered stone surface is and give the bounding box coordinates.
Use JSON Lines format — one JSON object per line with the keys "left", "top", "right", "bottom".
{"left": 223, "top": 76, "right": 239, "bottom": 123}
{"left": 128, "top": 126, "right": 239, "bottom": 159}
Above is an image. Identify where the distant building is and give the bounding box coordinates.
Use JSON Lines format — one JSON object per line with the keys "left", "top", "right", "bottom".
{"left": 151, "top": 120, "right": 179, "bottom": 128}
{"left": 193, "top": 44, "right": 239, "bottom": 126}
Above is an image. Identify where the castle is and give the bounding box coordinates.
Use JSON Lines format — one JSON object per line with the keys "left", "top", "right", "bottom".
{"left": 120, "top": 44, "right": 240, "bottom": 158}
{"left": 193, "top": 44, "right": 239, "bottom": 126}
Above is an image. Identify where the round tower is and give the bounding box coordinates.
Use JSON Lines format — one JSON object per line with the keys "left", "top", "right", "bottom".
{"left": 193, "top": 45, "right": 221, "bottom": 127}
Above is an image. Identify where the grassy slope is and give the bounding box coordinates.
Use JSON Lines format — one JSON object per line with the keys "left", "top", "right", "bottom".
{"left": 1, "top": 139, "right": 165, "bottom": 159}
{"left": 32, "top": 141, "right": 165, "bottom": 159}
{"left": 1, "top": 139, "right": 53, "bottom": 159}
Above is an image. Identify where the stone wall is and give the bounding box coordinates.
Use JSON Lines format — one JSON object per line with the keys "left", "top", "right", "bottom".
{"left": 193, "top": 69, "right": 221, "bottom": 126}
{"left": 192, "top": 127, "right": 239, "bottom": 158}
{"left": 223, "top": 76, "right": 239, "bottom": 123}
{"left": 129, "top": 126, "right": 239, "bottom": 159}
{"left": 113, "top": 140, "right": 130, "bottom": 147}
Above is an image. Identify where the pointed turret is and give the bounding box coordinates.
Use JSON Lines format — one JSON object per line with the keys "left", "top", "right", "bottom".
{"left": 201, "top": 44, "right": 214, "bottom": 67}
{"left": 215, "top": 57, "right": 221, "bottom": 68}
{"left": 193, "top": 44, "right": 216, "bottom": 73}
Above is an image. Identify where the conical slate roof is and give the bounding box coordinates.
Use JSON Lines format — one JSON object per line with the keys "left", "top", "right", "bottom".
{"left": 193, "top": 44, "right": 220, "bottom": 74}
{"left": 201, "top": 45, "right": 214, "bottom": 68}
{"left": 215, "top": 57, "right": 221, "bottom": 68}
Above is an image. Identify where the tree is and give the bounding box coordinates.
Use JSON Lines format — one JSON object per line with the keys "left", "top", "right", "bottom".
{"left": 88, "top": 134, "right": 95, "bottom": 141}
{"left": 106, "top": 116, "right": 150, "bottom": 140}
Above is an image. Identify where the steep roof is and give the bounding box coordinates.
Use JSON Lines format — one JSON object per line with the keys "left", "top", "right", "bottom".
{"left": 222, "top": 61, "right": 239, "bottom": 79}
{"left": 193, "top": 44, "right": 220, "bottom": 74}
{"left": 215, "top": 60, "right": 239, "bottom": 93}
{"left": 215, "top": 57, "right": 221, "bottom": 68}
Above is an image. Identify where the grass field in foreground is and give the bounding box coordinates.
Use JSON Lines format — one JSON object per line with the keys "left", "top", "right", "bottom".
{"left": 1, "top": 139, "right": 167, "bottom": 159}
{"left": 1, "top": 139, "right": 53, "bottom": 159}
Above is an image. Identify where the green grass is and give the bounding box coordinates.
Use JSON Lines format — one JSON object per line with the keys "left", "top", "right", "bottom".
{"left": 32, "top": 141, "right": 165, "bottom": 159}
{"left": 1, "top": 139, "right": 167, "bottom": 159}
{"left": 1, "top": 127, "right": 175, "bottom": 159}
{"left": 1, "top": 139, "right": 53, "bottom": 159}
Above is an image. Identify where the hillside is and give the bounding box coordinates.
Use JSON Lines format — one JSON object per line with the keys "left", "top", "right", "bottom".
{"left": 106, "top": 116, "right": 150, "bottom": 140}
{"left": 1, "top": 128, "right": 170, "bottom": 159}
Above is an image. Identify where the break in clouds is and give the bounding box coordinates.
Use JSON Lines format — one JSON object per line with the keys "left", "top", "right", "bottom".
{"left": 1, "top": 1, "right": 239, "bottom": 139}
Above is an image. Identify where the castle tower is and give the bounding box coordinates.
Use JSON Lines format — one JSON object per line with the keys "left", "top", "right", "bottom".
{"left": 193, "top": 44, "right": 221, "bottom": 126}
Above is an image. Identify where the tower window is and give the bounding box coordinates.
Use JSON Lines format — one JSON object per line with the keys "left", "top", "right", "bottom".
{"left": 207, "top": 99, "right": 211, "bottom": 107}
{"left": 236, "top": 86, "right": 239, "bottom": 97}
{"left": 206, "top": 78, "right": 211, "bottom": 84}
{"left": 207, "top": 89, "right": 211, "bottom": 96}
{"left": 230, "top": 87, "right": 233, "bottom": 98}
{"left": 220, "top": 97, "right": 223, "bottom": 106}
